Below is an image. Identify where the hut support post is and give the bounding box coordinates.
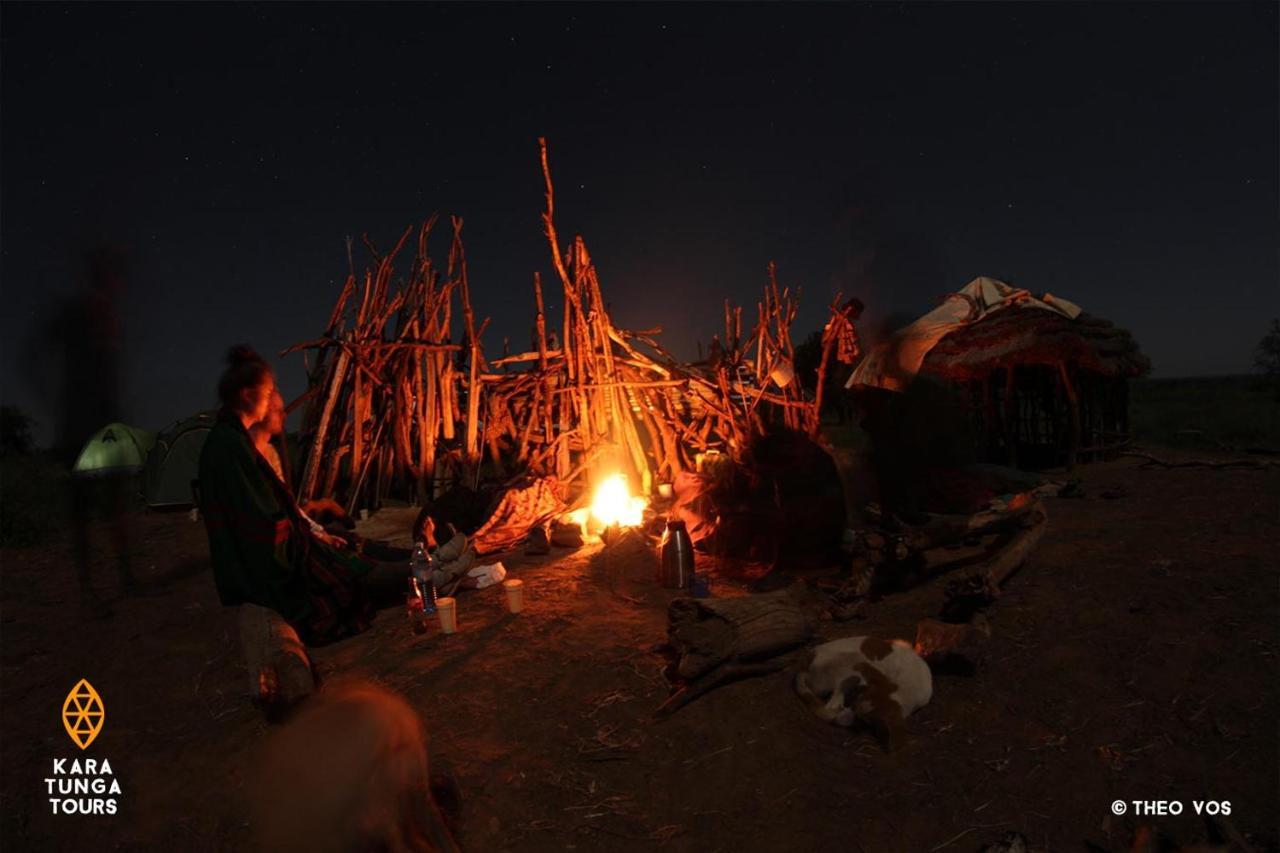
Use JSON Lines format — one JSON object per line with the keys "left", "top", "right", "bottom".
{"left": 1003, "top": 366, "right": 1018, "bottom": 468}
{"left": 1057, "top": 360, "right": 1082, "bottom": 470}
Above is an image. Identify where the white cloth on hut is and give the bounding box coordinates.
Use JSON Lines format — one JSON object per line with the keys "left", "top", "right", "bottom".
{"left": 847, "top": 277, "right": 1082, "bottom": 393}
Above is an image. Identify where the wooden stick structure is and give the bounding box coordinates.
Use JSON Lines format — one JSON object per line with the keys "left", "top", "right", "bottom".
{"left": 283, "top": 142, "right": 854, "bottom": 510}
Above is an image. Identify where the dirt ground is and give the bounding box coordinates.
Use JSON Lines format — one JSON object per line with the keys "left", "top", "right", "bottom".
{"left": 2, "top": 455, "right": 1277, "bottom": 852}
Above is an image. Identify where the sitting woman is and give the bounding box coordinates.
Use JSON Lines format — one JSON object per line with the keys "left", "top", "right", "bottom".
{"left": 198, "top": 346, "right": 405, "bottom": 645}
{"left": 248, "top": 389, "right": 346, "bottom": 546}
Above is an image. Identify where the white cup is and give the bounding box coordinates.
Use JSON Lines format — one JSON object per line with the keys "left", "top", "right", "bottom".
{"left": 770, "top": 359, "right": 795, "bottom": 387}
{"left": 503, "top": 579, "right": 524, "bottom": 614}
{"left": 436, "top": 597, "right": 457, "bottom": 633}
{"left": 359, "top": 508, "right": 370, "bottom": 521}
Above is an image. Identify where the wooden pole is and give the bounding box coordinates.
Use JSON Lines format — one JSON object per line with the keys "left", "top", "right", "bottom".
{"left": 1004, "top": 366, "right": 1018, "bottom": 468}
{"left": 1057, "top": 360, "right": 1082, "bottom": 470}
{"left": 300, "top": 347, "right": 351, "bottom": 501}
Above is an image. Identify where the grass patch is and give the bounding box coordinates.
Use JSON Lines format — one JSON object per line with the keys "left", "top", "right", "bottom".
{"left": 1130, "top": 375, "right": 1280, "bottom": 452}
{"left": 0, "top": 453, "right": 71, "bottom": 548}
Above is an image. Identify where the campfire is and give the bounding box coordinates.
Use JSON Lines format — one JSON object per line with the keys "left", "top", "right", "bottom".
{"left": 589, "top": 473, "right": 646, "bottom": 530}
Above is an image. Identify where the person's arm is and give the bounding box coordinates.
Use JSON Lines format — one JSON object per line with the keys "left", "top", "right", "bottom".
{"left": 301, "top": 509, "right": 326, "bottom": 537}
{"left": 298, "top": 505, "right": 344, "bottom": 545}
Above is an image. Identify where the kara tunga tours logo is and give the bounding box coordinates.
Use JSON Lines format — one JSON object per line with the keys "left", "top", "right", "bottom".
{"left": 45, "top": 679, "right": 122, "bottom": 815}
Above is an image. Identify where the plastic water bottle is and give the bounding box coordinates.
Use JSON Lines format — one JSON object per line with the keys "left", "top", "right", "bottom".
{"left": 410, "top": 542, "right": 437, "bottom": 615}
{"left": 406, "top": 578, "right": 429, "bottom": 635}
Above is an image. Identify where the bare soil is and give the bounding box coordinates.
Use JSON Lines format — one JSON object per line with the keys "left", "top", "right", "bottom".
{"left": 2, "top": 455, "right": 1278, "bottom": 852}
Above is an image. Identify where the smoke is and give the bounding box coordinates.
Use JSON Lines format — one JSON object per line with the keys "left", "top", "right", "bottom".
{"left": 826, "top": 168, "right": 947, "bottom": 346}
{"left": 863, "top": 309, "right": 919, "bottom": 349}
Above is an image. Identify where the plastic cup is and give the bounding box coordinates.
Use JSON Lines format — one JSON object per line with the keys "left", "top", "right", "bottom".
{"left": 436, "top": 597, "right": 457, "bottom": 633}
{"left": 503, "top": 579, "right": 524, "bottom": 614}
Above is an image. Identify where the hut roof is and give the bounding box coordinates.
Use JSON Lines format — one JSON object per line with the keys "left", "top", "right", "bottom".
{"left": 919, "top": 308, "right": 1150, "bottom": 381}
{"left": 847, "top": 277, "right": 1149, "bottom": 391}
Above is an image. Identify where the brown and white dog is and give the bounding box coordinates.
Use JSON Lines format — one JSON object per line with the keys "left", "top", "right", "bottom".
{"left": 248, "top": 679, "right": 460, "bottom": 853}
{"left": 794, "top": 636, "right": 933, "bottom": 750}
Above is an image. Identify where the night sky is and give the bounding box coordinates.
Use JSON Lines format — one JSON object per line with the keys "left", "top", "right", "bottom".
{"left": 2, "top": 2, "right": 1276, "bottom": 442}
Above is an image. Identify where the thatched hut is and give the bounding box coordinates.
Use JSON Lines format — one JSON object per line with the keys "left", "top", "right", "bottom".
{"left": 848, "top": 277, "right": 1149, "bottom": 470}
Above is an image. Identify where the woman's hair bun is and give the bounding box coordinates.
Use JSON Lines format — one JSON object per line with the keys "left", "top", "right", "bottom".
{"left": 227, "top": 345, "right": 264, "bottom": 367}
{"left": 217, "top": 343, "right": 273, "bottom": 410}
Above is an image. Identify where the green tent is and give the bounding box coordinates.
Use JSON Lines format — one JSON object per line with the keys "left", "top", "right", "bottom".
{"left": 144, "top": 411, "right": 217, "bottom": 508}
{"left": 72, "top": 423, "right": 156, "bottom": 476}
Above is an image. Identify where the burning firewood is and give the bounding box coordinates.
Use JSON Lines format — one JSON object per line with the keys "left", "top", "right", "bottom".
{"left": 833, "top": 496, "right": 1049, "bottom": 611}
{"left": 279, "top": 142, "right": 855, "bottom": 518}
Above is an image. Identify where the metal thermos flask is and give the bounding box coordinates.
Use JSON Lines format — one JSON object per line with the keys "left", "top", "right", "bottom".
{"left": 660, "top": 519, "right": 695, "bottom": 589}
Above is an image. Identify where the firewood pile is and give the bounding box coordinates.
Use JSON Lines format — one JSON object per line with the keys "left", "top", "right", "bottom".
{"left": 285, "top": 141, "right": 861, "bottom": 511}
{"left": 827, "top": 493, "right": 1051, "bottom": 624}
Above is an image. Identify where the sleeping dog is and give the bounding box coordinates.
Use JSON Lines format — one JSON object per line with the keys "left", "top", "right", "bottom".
{"left": 794, "top": 635, "right": 933, "bottom": 750}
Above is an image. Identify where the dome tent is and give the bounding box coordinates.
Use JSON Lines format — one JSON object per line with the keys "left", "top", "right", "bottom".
{"left": 72, "top": 423, "right": 156, "bottom": 476}
{"left": 144, "top": 411, "right": 217, "bottom": 508}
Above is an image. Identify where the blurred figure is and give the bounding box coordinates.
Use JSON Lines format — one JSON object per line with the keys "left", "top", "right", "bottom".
{"left": 853, "top": 377, "right": 977, "bottom": 523}
{"left": 0, "top": 405, "right": 37, "bottom": 457}
{"left": 27, "top": 246, "right": 138, "bottom": 617}
{"left": 248, "top": 679, "right": 460, "bottom": 853}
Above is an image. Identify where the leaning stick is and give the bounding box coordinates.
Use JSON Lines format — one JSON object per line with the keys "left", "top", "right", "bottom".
{"left": 300, "top": 347, "right": 351, "bottom": 501}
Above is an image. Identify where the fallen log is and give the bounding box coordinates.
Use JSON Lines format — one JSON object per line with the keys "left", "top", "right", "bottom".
{"left": 937, "top": 501, "right": 1049, "bottom": 622}
{"left": 656, "top": 588, "right": 812, "bottom": 717}
{"left": 892, "top": 492, "right": 1041, "bottom": 553}
{"left": 239, "top": 604, "right": 314, "bottom": 716}
{"left": 980, "top": 501, "right": 1048, "bottom": 596}
{"left": 1121, "top": 451, "right": 1278, "bottom": 470}
{"left": 655, "top": 660, "right": 791, "bottom": 719}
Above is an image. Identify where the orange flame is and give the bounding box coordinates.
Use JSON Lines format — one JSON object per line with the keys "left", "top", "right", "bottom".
{"left": 590, "top": 474, "right": 646, "bottom": 528}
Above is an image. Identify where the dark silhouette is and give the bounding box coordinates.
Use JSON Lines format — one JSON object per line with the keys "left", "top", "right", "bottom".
{"left": 1255, "top": 319, "right": 1280, "bottom": 377}
{"left": 853, "top": 377, "right": 978, "bottom": 523}
{"left": 27, "top": 247, "right": 138, "bottom": 617}
{"left": 0, "top": 406, "right": 36, "bottom": 457}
